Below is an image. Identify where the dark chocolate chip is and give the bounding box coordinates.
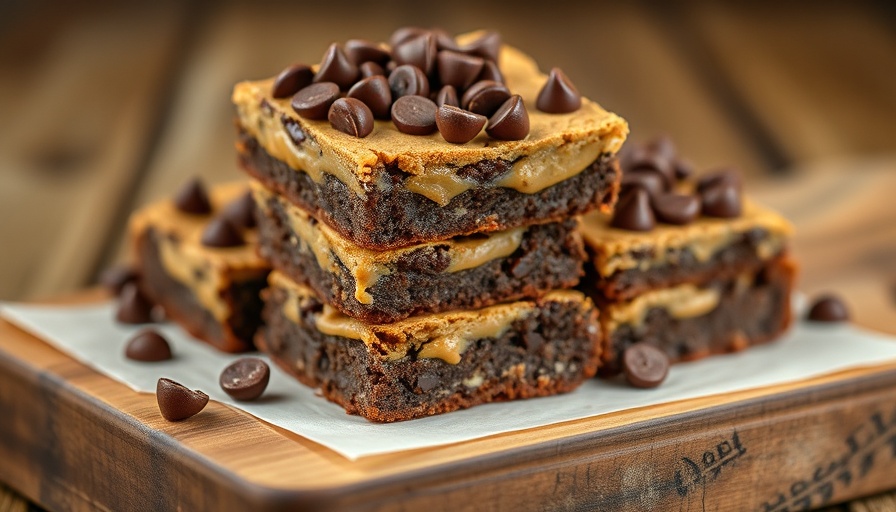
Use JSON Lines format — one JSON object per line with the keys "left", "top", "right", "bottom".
{"left": 388, "top": 64, "right": 430, "bottom": 99}
{"left": 436, "top": 85, "right": 459, "bottom": 108}
{"left": 281, "top": 116, "right": 306, "bottom": 146}
{"left": 652, "top": 192, "right": 701, "bottom": 225}
{"left": 389, "top": 26, "right": 429, "bottom": 48}
{"left": 221, "top": 191, "right": 257, "bottom": 229}
{"left": 313, "top": 43, "right": 358, "bottom": 90}
{"left": 433, "top": 29, "right": 460, "bottom": 52}
{"left": 99, "top": 264, "right": 139, "bottom": 295}
{"left": 645, "top": 135, "right": 676, "bottom": 161}
{"left": 536, "top": 67, "right": 582, "bottom": 114}
{"left": 700, "top": 182, "right": 742, "bottom": 218}
{"left": 347, "top": 75, "right": 392, "bottom": 120}
{"left": 437, "top": 50, "right": 484, "bottom": 90}
{"left": 807, "top": 294, "right": 850, "bottom": 323}
{"left": 611, "top": 188, "right": 656, "bottom": 232}
{"left": 627, "top": 149, "right": 674, "bottom": 188}
{"left": 219, "top": 357, "right": 270, "bottom": 401}
{"left": 271, "top": 64, "right": 313, "bottom": 99}
{"left": 620, "top": 170, "right": 665, "bottom": 198}
{"left": 486, "top": 95, "right": 529, "bottom": 141}
{"left": 291, "top": 82, "right": 340, "bottom": 120}
{"left": 458, "top": 31, "right": 501, "bottom": 62}
{"left": 696, "top": 168, "right": 742, "bottom": 193}
{"left": 344, "top": 39, "right": 390, "bottom": 66}
{"left": 416, "top": 373, "right": 440, "bottom": 392}
{"left": 125, "top": 329, "right": 173, "bottom": 362}
{"left": 477, "top": 60, "right": 504, "bottom": 83}
{"left": 391, "top": 95, "right": 438, "bottom": 135}
{"left": 461, "top": 80, "right": 511, "bottom": 117}
{"left": 201, "top": 217, "right": 245, "bottom": 248}
{"left": 328, "top": 97, "right": 375, "bottom": 138}
{"left": 436, "top": 105, "right": 486, "bottom": 144}
{"left": 115, "top": 282, "right": 155, "bottom": 324}
{"left": 622, "top": 342, "right": 669, "bottom": 389}
{"left": 173, "top": 177, "right": 212, "bottom": 215}
{"left": 673, "top": 158, "right": 695, "bottom": 180}
{"left": 359, "top": 61, "right": 385, "bottom": 78}
{"left": 156, "top": 378, "right": 209, "bottom": 421}
{"left": 392, "top": 33, "right": 437, "bottom": 74}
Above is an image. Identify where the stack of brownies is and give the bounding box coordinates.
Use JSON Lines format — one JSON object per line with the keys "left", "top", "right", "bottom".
{"left": 230, "top": 29, "right": 628, "bottom": 421}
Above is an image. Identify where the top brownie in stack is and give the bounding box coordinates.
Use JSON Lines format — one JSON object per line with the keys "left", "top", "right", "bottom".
{"left": 233, "top": 30, "right": 627, "bottom": 250}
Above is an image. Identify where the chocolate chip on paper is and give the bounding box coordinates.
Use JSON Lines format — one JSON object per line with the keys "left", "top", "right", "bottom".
{"left": 807, "top": 294, "right": 850, "bottom": 323}
{"left": 115, "top": 282, "right": 155, "bottom": 324}
{"left": 622, "top": 342, "right": 670, "bottom": 389}
{"left": 125, "top": 329, "right": 173, "bottom": 362}
{"left": 219, "top": 358, "right": 271, "bottom": 401}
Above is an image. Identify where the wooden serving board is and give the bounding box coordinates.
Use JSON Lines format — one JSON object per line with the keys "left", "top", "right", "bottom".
{"left": 1, "top": 293, "right": 896, "bottom": 512}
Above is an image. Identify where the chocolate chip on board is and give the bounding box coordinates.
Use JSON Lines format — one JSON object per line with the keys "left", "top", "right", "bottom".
{"left": 536, "top": 67, "right": 582, "bottom": 113}
{"left": 115, "top": 282, "right": 155, "bottom": 324}
{"left": 125, "top": 329, "right": 173, "bottom": 362}
{"left": 807, "top": 294, "right": 850, "bottom": 323}
{"left": 622, "top": 342, "right": 670, "bottom": 389}
{"left": 328, "top": 98, "right": 375, "bottom": 138}
{"left": 219, "top": 358, "right": 271, "bottom": 401}
{"left": 436, "top": 105, "right": 487, "bottom": 143}
{"left": 291, "top": 82, "right": 341, "bottom": 120}
{"left": 392, "top": 95, "right": 439, "bottom": 135}
{"left": 156, "top": 378, "right": 209, "bottom": 421}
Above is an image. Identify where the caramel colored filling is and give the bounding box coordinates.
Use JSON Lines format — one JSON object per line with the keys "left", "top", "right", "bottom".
{"left": 603, "top": 283, "right": 722, "bottom": 332}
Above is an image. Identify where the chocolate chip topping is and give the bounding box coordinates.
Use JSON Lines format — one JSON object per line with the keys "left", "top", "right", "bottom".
{"left": 461, "top": 80, "right": 511, "bottom": 117}
{"left": 347, "top": 75, "right": 392, "bottom": 120}
{"left": 344, "top": 39, "right": 390, "bottom": 66}
{"left": 271, "top": 64, "right": 313, "bottom": 99}
{"left": 115, "top": 282, "right": 155, "bottom": 324}
{"left": 221, "top": 191, "right": 257, "bottom": 229}
{"left": 622, "top": 342, "right": 669, "bottom": 389}
{"left": 536, "top": 67, "right": 582, "bottom": 114}
{"left": 388, "top": 64, "right": 430, "bottom": 99}
{"left": 389, "top": 26, "right": 428, "bottom": 48}
{"left": 697, "top": 168, "right": 742, "bottom": 193}
{"left": 392, "top": 95, "right": 438, "bottom": 135}
{"left": 392, "top": 33, "right": 438, "bottom": 74}
{"left": 620, "top": 171, "right": 665, "bottom": 198}
{"left": 313, "top": 43, "right": 358, "bottom": 90}
{"left": 433, "top": 29, "right": 461, "bottom": 52}
{"left": 219, "top": 357, "right": 271, "bottom": 401}
{"left": 436, "top": 85, "right": 459, "bottom": 108}
{"left": 486, "top": 95, "right": 529, "bottom": 141}
{"left": 628, "top": 149, "right": 674, "bottom": 187}
{"left": 652, "top": 192, "right": 701, "bottom": 225}
{"left": 201, "top": 217, "right": 245, "bottom": 248}
{"left": 125, "top": 329, "right": 173, "bottom": 362}
{"left": 807, "top": 294, "right": 850, "bottom": 323}
{"left": 458, "top": 31, "right": 501, "bottom": 62}
{"left": 291, "top": 82, "right": 340, "bottom": 120}
{"left": 99, "top": 264, "right": 139, "bottom": 295}
{"left": 477, "top": 60, "right": 504, "bottom": 84}
{"left": 173, "top": 177, "right": 212, "bottom": 215}
{"left": 437, "top": 50, "right": 485, "bottom": 90}
{"left": 436, "top": 105, "right": 486, "bottom": 144}
{"left": 700, "top": 182, "right": 742, "bottom": 218}
{"left": 156, "top": 378, "right": 209, "bottom": 421}
{"left": 359, "top": 61, "right": 385, "bottom": 78}
{"left": 673, "top": 158, "right": 695, "bottom": 180}
{"left": 611, "top": 188, "right": 656, "bottom": 232}
{"left": 328, "top": 97, "right": 375, "bottom": 138}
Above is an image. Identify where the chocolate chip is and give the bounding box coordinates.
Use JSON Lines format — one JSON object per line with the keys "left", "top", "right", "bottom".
{"left": 807, "top": 294, "right": 850, "bottom": 323}
{"left": 461, "top": 80, "right": 511, "bottom": 117}
{"left": 116, "top": 282, "right": 155, "bottom": 324}
{"left": 700, "top": 182, "right": 742, "bottom": 218}
{"left": 347, "top": 75, "right": 392, "bottom": 120}
{"left": 219, "top": 357, "right": 270, "bottom": 401}
{"left": 388, "top": 64, "right": 430, "bottom": 99}
{"left": 391, "top": 95, "right": 438, "bottom": 135}
{"left": 392, "top": 33, "right": 437, "bottom": 74}
{"left": 328, "top": 97, "right": 375, "bottom": 138}
{"left": 436, "top": 85, "right": 459, "bottom": 107}
{"left": 156, "top": 378, "right": 209, "bottom": 421}
{"left": 627, "top": 149, "right": 674, "bottom": 188}
{"left": 436, "top": 105, "right": 486, "bottom": 143}
{"left": 416, "top": 373, "right": 440, "bottom": 392}
{"left": 99, "top": 264, "right": 139, "bottom": 295}
{"left": 173, "top": 177, "right": 212, "bottom": 215}
{"left": 652, "top": 192, "right": 700, "bottom": 225}
{"left": 389, "top": 26, "right": 428, "bottom": 48}
{"left": 673, "top": 158, "right": 695, "bottom": 180}
{"left": 343, "top": 39, "right": 390, "bottom": 66}
{"left": 201, "top": 217, "right": 245, "bottom": 248}
{"left": 458, "top": 31, "right": 501, "bottom": 62}
{"left": 313, "top": 43, "right": 358, "bottom": 90}
{"left": 477, "top": 60, "right": 504, "bottom": 83}
{"left": 281, "top": 116, "right": 306, "bottom": 146}
{"left": 486, "top": 95, "right": 529, "bottom": 141}
{"left": 696, "top": 168, "right": 742, "bottom": 193}
{"left": 359, "top": 61, "right": 385, "bottom": 78}
{"left": 125, "top": 329, "right": 173, "bottom": 362}
{"left": 437, "top": 50, "right": 484, "bottom": 91}
{"left": 271, "top": 63, "right": 313, "bottom": 99}
{"left": 536, "top": 67, "right": 582, "bottom": 114}
{"left": 622, "top": 342, "right": 669, "bottom": 389}
{"left": 620, "top": 170, "right": 665, "bottom": 198}
{"left": 433, "top": 29, "right": 460, "bottom": 52}
{"left": 611, "top": 188, "right": 656, "bottom": 232}
{"left": 645, "top": 135, "right": 676, "bottom": 161}
{"left": 291, "top": 82, "right": 340, "bottom": 120}
{"left": 221, "top": 191, "right": 256, "bottom": 229}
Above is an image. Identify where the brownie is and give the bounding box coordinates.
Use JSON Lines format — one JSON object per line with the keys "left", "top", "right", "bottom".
{"left": 129, "top": 182, "right": 271, "bottom": 352}
{"left": 251, "top": 180, "right": 587, "bottom": 324}
{"left": 258, "top": 271, "right": 602, "bottom": 422}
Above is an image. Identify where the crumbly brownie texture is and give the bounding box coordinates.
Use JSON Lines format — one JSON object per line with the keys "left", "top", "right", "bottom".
{"left": 596, "top": 255, "right": 796, "bottom": 375}
{"left": 258, "top": 272, "right": 601, "bottom": 422}
{"left": 252, "top": 181, "right": 586, "bottom": 323}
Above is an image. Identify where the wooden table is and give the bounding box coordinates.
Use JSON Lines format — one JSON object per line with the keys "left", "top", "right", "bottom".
{"left": 0, "top": 0, "right": 894, "bottom": 510}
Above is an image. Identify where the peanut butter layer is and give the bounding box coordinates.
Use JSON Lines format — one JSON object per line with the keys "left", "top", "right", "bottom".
{"left": 129, "top": 182, "right": 269, "bottom": 321}
{"left": 270, "top": 271, "right": 594, "bottom": 365}
{"left": 233, "top": 37, "right": 628, "bottom": 206}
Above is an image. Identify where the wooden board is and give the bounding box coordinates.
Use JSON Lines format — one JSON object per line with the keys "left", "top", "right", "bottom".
{"left": 2, "top": 293, "right": 896, "bottom": 511}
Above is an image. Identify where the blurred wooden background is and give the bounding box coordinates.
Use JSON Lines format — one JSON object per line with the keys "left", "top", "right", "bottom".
{"left": 0, "top": 0, "right": 894, "bottom": 509}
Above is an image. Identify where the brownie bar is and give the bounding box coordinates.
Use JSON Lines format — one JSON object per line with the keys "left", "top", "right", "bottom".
{"left": 252, "top": 180, "right": 586, "bottom": 324}
{"left": 258, "top": 272, "right": 601, "bottom": 422}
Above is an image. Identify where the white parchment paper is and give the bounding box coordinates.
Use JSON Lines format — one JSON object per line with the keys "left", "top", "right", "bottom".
{"left": 2, "top": 301, "right": 896, "bottom": 460}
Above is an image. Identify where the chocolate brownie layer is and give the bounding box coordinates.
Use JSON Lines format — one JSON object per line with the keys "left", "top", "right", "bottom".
{"left": 253, "top": 181, "right": 586, "bottom": 323}
{"left": 597, "top": 255, "right": 796, "bottom": 375}
{"left": 258, "top": 273, "right": 601, "bottom": 422}
{"left": 238, "top": 131, "right": 620, "bottom": 249}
